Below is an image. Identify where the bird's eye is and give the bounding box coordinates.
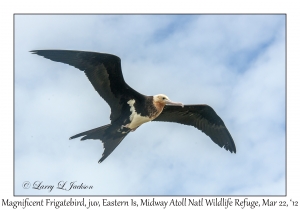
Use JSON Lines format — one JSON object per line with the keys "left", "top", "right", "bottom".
{"left": 163, "top": 97, "right": 165, "bottom": 100}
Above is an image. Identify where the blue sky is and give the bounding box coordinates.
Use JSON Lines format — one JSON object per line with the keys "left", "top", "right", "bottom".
{"left": 14, "top": 14, "right": 285, "bottom": 196}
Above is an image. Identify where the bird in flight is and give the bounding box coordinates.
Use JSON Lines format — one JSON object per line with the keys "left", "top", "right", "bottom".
{"left": 31, "top": 50, "right": 236, "bottom": 163}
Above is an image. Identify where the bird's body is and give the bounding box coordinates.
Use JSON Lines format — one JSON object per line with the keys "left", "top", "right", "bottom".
{"left": 31, "top": 50, "right": 236, "bottom": 163}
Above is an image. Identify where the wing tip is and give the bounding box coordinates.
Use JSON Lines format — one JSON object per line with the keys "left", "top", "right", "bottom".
{"left": 30, "top": 50, "right": 48, "bottom": 56}
{"left": 230, "top": 148, "right": 237, "bottom": 154}
{"left": 30, "top": 50, "right": 38, "bottom": 54}
{"left": 224, "top": 144, "right": 236, "bottom": 154}
{"left": 98, "top": 156, "right": 106, "bottom": 164}
{"left": 69, "top": 134, "right": 79, "bottom": 140}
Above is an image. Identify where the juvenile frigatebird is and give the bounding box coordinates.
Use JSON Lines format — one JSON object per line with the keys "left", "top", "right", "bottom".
{"left": 31, "top": 50, "right": 236, "bottom": 163}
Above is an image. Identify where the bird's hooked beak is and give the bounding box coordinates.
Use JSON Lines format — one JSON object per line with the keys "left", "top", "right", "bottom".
{"left": 165, "top": 99, "right": 184, "bottom": 107}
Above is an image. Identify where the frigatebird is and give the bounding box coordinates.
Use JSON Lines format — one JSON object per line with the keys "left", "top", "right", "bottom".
{"left": 31, "top": 50, "right": 236, "bottom": 163}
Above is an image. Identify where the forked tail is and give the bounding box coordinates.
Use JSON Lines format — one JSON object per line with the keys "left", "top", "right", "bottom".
{"left": 70, "top": 124, "right": 129, "bottom": 163}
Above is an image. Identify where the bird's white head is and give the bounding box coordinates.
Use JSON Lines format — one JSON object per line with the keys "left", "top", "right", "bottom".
{"left": 153, "top": 94, "right": 184, "bottom": 107}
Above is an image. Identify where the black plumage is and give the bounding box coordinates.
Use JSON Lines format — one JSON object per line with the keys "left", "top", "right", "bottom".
{"left": 31, "top": 49, "right": 236, "bottom": 163}
{"left": 153, "top": 105, "right": 236, "bottom": 153}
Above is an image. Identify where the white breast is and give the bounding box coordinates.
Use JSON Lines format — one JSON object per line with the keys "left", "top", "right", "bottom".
{"left": 127, "top": 99, "right": 152, "bottom": 129}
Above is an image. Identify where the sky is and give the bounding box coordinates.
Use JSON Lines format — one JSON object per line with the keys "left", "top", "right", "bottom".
{"left": 14, "top": 14, "right": 286, "bottom": 196}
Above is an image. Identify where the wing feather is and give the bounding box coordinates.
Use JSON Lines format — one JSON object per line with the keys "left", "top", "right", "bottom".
{"left": 153, "top": 105, "right": 236, "bottom": 153}
{"left": 31, "top": 50, "right": 144, "bottom": 121}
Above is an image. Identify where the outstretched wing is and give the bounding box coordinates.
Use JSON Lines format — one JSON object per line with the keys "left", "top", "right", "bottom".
{"left": 153, "top": 105, "right": 236, "bottom": 153}
{"left": 31, "top": 50, "right": 144, "bottom": 121}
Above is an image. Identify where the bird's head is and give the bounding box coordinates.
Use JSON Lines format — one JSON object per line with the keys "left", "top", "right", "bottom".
{"left": 153, "top": 94, "right": 184, "bottom": 107}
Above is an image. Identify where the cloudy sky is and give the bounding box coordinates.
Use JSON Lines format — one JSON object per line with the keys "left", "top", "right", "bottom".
{"left": 14, "top": 14, "right": 285, "bottom": 196}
